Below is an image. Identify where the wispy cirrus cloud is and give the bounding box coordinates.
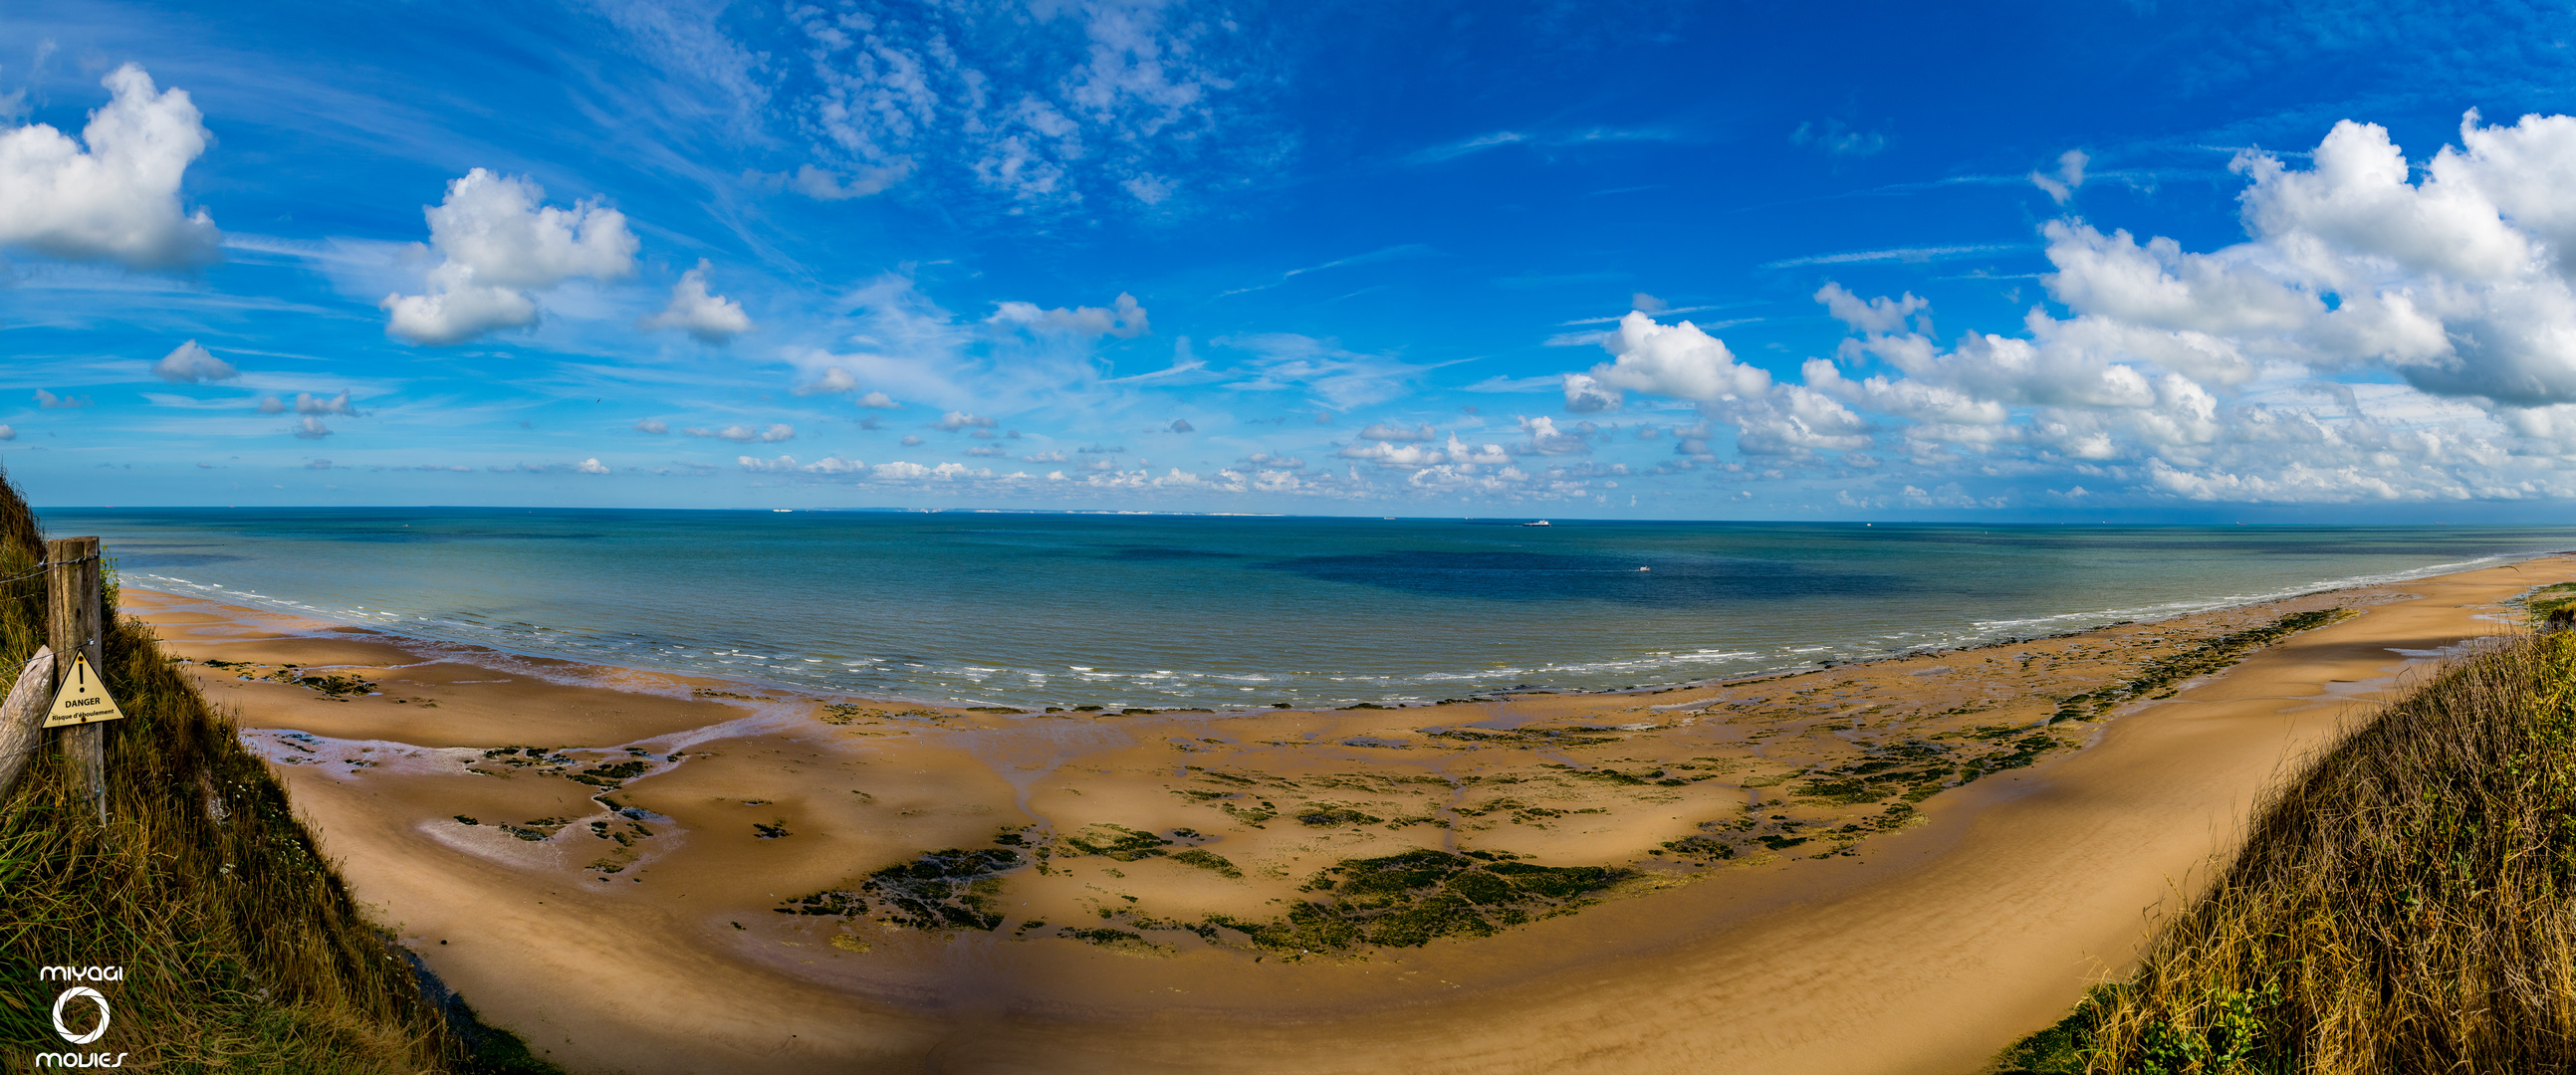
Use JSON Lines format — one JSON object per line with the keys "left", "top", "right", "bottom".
{"left": 1404, "top": 126, "right": 1686, "bottom": 166}
{"left": 1215, "top": 332, "right": 1467, "bottom": 410}
{"left": 1761, "top": 243, "right": 2031, "bottom": 269}
{"left": 1217, "top": 245, "right": 1443, "bottom": 299}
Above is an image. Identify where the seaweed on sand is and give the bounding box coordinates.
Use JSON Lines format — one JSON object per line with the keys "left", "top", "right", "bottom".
{"left": 1058, "top": 823, "right": 1172, "bottom": 861}
{"left": 1168, "top": 848, "right": 1242, "bottom": 878}
{"left": 1428, "top": 726, "right": 1619, "bottom": 749}
{"left": 780, "top": 846, "right": 1025, "bottom": 931}
{"left": 264, "top": 666, "right": 379, "bottom": 698}
{"left": 2049, "top": 608, "right": 2351, "bottom": 723}
{"left": 1199, "top": 849, "right": 1630, "bottom": 954}
{"left": 1292, "top": 802, "right": 1384, "bottom": 827}
{"left": 564, "top": 758, "right": 650, "bottom": 787}
{"left": 1789, "top": 738, "right": 1960, "bottom": 806}
{"left": 1744, "top": 609, "right": 2352, "bottom": 863}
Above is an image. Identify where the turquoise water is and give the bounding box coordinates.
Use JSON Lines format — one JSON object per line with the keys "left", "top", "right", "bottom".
{"left": 35, "top": 509, "right": 2576, "bottom": 709}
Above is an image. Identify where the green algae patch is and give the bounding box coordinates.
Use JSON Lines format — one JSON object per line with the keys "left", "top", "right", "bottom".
{"left": 1773, "top": 732, "right": 2028, "bottom": 826}
{"left": 1059, "top": 823, "right": 1173, "bottom": 860}
{"left": 2049, "top": 607, "right": 2351, "bottom": 722}
{"left": 1754, "top": 609, "right": 2350, "bottom": 854}
{"left": 1292, "top": 802, "right": 1384, "bottom": 827}
{"left": 1202, "top": 849, "right": 1632, "bottom": 956}
{"left": 1542, "top": 762, "right": 1656, "bottom": 786}
{"left": 1168, "top": 848, "right": 1243, "bottom": 878}
{"left": 1218, "top": 801, "right": 1278, "bottom": 826}
{"left": 188, "top": 659, "right": 381, "bottom": 699}
{"left": 1055, "top": 926, "right": 1174, "bottom": 957}
{"left": 779, "top": 845, "right": 1024, "bottom": 932}
{"left": 263, "top": 666, "right": 379, "bottom": 698}
{"left": 1428, "top": 726, "right": 1619, "bottom": 749}
{"left": 499, "top": 816, "right": 572, "bottom": 842}
{"left": 566, "top": 758, "right": 652, "bottom": 788}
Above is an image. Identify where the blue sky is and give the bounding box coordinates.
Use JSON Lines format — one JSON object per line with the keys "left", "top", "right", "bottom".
{"left": 8, "top": 0, "right": 2576, "bottom": 519}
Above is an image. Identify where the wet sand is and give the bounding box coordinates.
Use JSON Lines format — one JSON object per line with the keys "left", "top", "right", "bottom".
{"left": 118, "top": 554, "right": 2576, "bottom": 1074}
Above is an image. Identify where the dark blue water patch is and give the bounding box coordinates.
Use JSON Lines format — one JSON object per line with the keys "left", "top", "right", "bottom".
{"left": 1264, "top": 550, "right": 1905, "bottom": 606}
{"left": 1103, "top": 545, "right": 1249, "bottom": 561}
{"left": 313, "top": 530, "right": 612, "bottom": 544}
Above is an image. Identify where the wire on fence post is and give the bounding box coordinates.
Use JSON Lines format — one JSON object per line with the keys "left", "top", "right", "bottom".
{"left": 47, "top": 537, "right": 106, "bottom": 821}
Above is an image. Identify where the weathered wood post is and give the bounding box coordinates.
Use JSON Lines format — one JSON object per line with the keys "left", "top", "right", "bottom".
{"left": 47, "top": 537, "right": 105, "bottom": 819}
{"left": 0, "top": 646, "right": 54, "bottom": 802}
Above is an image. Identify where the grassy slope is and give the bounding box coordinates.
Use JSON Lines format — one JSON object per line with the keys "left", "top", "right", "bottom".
{"left": 0, "top": 466, "right": 558, "bottom": 1072}
{"left": 2000, "top": 624, "right": 2576, "bottom": 1073}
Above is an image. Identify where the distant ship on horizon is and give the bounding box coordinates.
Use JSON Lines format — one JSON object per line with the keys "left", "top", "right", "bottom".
{"left": 1522, "top": 520, "right": 1551, "bottom": 527}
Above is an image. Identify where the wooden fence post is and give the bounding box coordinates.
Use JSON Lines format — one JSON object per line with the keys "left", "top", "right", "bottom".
{"left": 46, "top": 537, "right": 104, "bottom": 820}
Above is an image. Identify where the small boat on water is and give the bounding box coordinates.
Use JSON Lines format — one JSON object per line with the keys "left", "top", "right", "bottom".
{"left": 1522, "top": 520, "right": 1551, "bottom": 527}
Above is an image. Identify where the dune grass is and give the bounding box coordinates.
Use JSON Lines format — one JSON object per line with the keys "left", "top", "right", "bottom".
{"left": 0, "top": 466, "right": 557, "bottom": 1071}
{"left": 1998, "top": 625, "right": 2576, "bottom": 1073}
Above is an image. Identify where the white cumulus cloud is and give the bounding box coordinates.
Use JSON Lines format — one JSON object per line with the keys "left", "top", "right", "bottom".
{"left": 986, "top": 292, "right": 1149, "bottom": 338}
{"left": 687, "top": 423, "right": 794, "bottom": 443}
{"left": 152, "top": 339, "right": 237, "bottom": 383}
{"left": 294, "top": 391, "right": 358, "bottom": 416}
{"left": 381, "top": 168, "right": 640, "bottom": 344}
{"left": 0, "top": 65, "right": 219, "bottom": 269}
{"left": 1555, "top": 108, "right": 2576, "bottom": 506}
{"left": 794, "top": 366, "right": 858, "bottom": 396}
{"left": 642, "top": 259, "right": 754, "bottom": 342}
{"left": 1565, "top": 313, "right": 1773, "bottom": 412}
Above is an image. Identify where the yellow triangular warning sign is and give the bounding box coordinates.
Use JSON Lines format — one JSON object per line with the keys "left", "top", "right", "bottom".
{"left": 41, "top": 655, "right": 124, "bottom": 729}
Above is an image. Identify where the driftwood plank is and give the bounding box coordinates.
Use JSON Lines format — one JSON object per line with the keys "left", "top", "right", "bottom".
{"left": 0, "top": 645, "right": 57, "bottom": 802}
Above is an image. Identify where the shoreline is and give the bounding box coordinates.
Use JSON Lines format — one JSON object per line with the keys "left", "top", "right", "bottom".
{"left": 117, "top": 553, "right": 2576, "bottom": 1073}
{"left": 115, "top": 542, "right": 2564, "bottom": 714}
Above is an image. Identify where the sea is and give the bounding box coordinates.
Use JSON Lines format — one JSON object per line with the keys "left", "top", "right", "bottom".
{"left": 34, "top": 509, "right": 2576, "bottom": 710}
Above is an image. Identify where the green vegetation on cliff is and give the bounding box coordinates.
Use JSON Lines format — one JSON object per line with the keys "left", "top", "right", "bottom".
{"left": 0, "top": 466, "right": 555, "bottom": 1072}
{"left": 2001, "top": 625, "right": 2576, "bottom": 1074}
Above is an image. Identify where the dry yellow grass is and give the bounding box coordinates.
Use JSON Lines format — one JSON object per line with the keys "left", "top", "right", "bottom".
{"left": 2005, "top": 626, "right": 2576, "bottom": 1073}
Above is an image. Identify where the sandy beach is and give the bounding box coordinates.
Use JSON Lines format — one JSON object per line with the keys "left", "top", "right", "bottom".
{"left": 116, "top": 554, "right": 2576, "bottom": 1074}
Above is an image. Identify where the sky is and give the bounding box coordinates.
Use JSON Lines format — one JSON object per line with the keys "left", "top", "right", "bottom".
{"left": 9, "top": 0, "right": 2576, "bottom": 520}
